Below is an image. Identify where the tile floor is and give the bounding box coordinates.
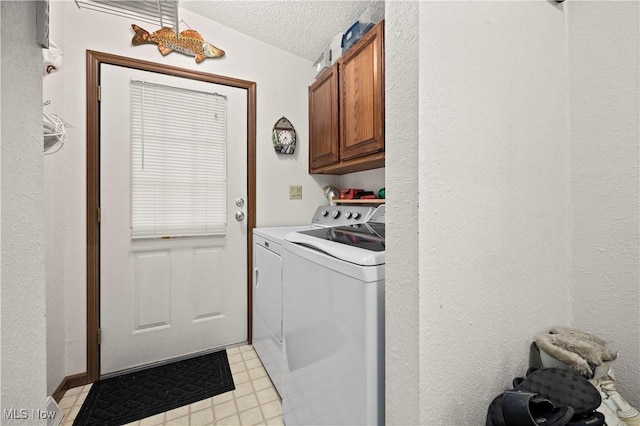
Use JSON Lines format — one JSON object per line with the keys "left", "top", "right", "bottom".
{"left": 58, "top": 345, "right": 283, "bottom": 426}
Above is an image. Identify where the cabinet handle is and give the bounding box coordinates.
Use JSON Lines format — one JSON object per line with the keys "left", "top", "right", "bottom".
{"left": 254, "top": 268, "right": 259, "bottom": 288}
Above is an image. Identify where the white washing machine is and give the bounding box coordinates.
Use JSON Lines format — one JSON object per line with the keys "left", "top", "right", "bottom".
{"left": 282, "top": 205, "right": 385, "bottom": 426}
{"left": 252, "top": 205, "right": 376, "bottom": 398}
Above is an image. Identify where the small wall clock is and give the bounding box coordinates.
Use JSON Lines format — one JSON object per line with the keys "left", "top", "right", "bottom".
{"left": 272, "top": 116, "right": 296, "bottom": 155}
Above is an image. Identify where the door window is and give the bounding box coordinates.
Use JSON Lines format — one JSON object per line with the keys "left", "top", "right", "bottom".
{"left": 130, "top": 80, "right": 227, "bottom": 239}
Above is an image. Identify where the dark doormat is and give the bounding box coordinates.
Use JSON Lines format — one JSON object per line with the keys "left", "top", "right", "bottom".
{"left": 73, "top": 349, "right": 235, "bottom": 426}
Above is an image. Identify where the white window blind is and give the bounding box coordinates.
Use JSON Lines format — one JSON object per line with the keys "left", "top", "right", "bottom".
{"left": 130, "top": 80, "right": 227, "bottom": 239}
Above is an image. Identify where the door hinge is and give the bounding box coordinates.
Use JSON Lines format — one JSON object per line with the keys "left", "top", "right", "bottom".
{"left": 97, "top": 207, "right": 101, "bottom": 223}
{"left": 97, "top": 329, "right": 102, "bottom": 345}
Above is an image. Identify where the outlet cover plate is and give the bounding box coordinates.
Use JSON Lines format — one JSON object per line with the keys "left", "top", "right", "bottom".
{"left": 289, "top": 185, "right": 302, "bottom": 199}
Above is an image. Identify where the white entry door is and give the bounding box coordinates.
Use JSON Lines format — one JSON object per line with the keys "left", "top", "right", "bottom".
{"left": 100, "top": 64, "right": 248, "bottom": 375}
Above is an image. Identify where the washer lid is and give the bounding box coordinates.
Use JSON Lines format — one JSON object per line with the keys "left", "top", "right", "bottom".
{"left": 285, "top": 223, "right": 385, "bottom": 266}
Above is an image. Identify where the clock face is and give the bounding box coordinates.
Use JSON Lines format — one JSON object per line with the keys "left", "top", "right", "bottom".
{"left": 278, "top": 130, "right": 293, "bottom": 145}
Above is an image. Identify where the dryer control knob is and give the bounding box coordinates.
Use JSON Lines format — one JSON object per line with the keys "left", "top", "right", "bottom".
{"left": 345, "top": 212, "right": 352, "bottom": 219}
{"left": 352, "top": 212, "right": 361, "bottom": 220}
{"left": 321, "top": 210, "right": 329, "bottom": 217}
{"left": 331, "top": 210, "right": 340, "bottom": 219}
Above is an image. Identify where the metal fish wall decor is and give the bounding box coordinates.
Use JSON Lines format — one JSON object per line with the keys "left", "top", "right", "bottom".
{"left": 131, "top": 24, "right": 225, "bottom": 63}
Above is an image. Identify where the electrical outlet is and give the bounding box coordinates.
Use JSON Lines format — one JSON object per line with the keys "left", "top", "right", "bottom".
{"left": 289, "top": 185, "right": 302, "bottom": 200}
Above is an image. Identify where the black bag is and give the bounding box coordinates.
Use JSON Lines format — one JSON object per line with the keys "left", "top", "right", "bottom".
{"left": 486, "top": 368, "right": 604, "bottom": 426}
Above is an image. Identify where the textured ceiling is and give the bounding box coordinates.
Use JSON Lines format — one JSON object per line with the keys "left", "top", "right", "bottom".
{"left": 181, "top": 1, "right": 385, "bottom": 62}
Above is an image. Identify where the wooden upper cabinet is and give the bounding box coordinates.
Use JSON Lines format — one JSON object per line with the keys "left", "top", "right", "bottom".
{"left": 339, "top": 20, "right": 384, "bottom": 161}
{"left": 308, "top": 20, "right": 384, "bottom": 175}
{"left": 309, "top": 66, "right": 339, "bottom": 170}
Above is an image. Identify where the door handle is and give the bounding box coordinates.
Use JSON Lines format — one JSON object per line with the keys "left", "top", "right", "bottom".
{"left": 235, "top": 211, "right": 245, "bottom": 221}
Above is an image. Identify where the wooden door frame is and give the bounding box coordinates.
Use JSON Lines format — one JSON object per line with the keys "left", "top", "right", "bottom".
{"left": 86, "top": 50, "right": 256, "bottom": 383}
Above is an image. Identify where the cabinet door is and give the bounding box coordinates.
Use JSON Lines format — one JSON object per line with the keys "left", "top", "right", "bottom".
{"left": 309, "top": 66, "right": 340, "bottom": 171}
{"left": 339, "top": 21, "right": 384, "bottom": 161}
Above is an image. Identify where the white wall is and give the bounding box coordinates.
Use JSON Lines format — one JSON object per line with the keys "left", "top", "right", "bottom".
{"left": 44, "top": 1, "right": 67, "bottom": 396}
{"left": 45, "top": 1, "right": 338, "bottom": 377}
{"left": 419, "top": 2, "right": 571, "bottom": 421}
{"left": 0, "top": 1, "right": 48, "bottom": 422}
{"left": 568, "top": 1, "right": 640, "bottom": 405}
{"left": 384, "top": 2, "right": 420, "bottom": 424}
{"left": 386, "top": 1, "right": 571, "bottom": 423}
{"left": 0, "top": 0, "right": 3, "bottom": 406}
{"left": 0, "top": 0, "right": 3, "bottom": 405}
